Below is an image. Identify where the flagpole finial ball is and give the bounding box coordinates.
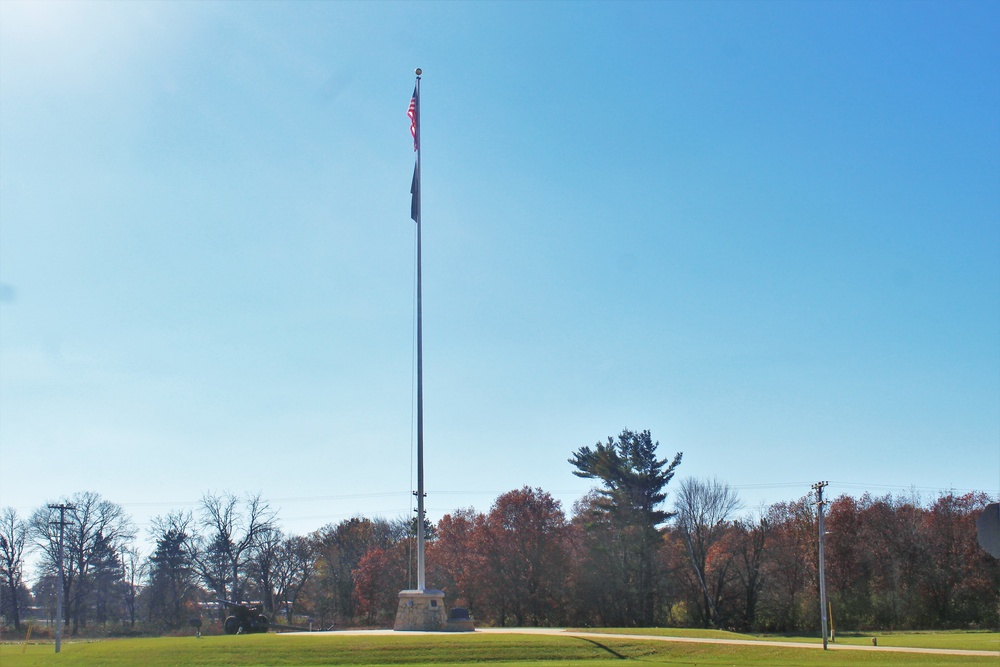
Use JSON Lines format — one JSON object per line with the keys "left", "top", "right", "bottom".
{"left": 415, "top": 68, "right": 422, "bottom": 76}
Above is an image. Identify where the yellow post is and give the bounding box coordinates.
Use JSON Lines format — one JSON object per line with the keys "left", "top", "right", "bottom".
{"left": 828, "top": 601, "right": 835, "bottom": 642}
{"left": 22, "top": 626, "right": 32, "bottom": 654}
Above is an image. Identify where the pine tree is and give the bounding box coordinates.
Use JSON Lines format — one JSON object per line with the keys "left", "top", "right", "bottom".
{"left": 569, "top": 429, "right": 682, "bottom": 626}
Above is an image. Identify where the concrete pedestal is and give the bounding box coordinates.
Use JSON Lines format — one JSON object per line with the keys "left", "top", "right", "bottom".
{"left": 393, "top": 589, "right": 448, "bottom": 631}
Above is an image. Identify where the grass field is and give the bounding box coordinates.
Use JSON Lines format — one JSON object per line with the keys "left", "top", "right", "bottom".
{"left": 573, "top": 627, "right": 1000, "bottom": 651}
{"left": 1, "top": 631, "right": 998, "bottom": 667}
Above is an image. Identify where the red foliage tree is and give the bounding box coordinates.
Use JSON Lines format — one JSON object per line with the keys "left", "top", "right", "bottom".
{"left": 756, "top": 497, "right": 816, "bottom": 632}
{"left": 352, "top": 543, "right": 410, "bottom": 626}
{"left": 481, "top": 487, "right": 571, "bottom": 626}
{"left": 430, "top": 487, "right": 571, "bottom": 626}
{"left": 427, "top": 508, "right": 486, "bottom": 612}
{"left": 920, "top": 492, "right": 999, "bottom": 628}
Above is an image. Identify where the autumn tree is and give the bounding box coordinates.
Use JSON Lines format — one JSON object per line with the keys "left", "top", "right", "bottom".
{"left": 823, "top": 494, "right": 869, "bottom": 626}
{"left": 821, "top": 490, "right": 1000, "bottom": 631}
{"left": 352, "top": 543, "right": 411, "bottom": 625}
{"left": 863, "top": 493, "right": 925, "bottom": 628}
{"left": 569, "top": 429, "right": 682, "bottom": 626}
{"left": 823, "top": 492, "right": 925, "bottom": 629}
{"left": 478, "top": 487, "right": 570, "bottom": 626}
{"left": 673, "top": 477, "right": 742, "bottom": 628}
{"left": 918, "top": 492, "right": 998, "bottom": 628}
{"left": 303, "top": 517, "right": 406, "bottom": 626}
{"left": 566, "top": 491, "right": 625, "bottom": 625}
{"left": 730, "top": 511, "right": 771, "bottom": 631}
{"left": 427, "top": 508, "right": 484, "bottom": 613}
{"left": 755, "top": 497, "right": 815, "bottom": 632}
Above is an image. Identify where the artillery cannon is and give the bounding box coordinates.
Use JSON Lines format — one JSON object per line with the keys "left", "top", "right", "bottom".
{"left": 217, "top": 599, "right": 270, "bottom": 634}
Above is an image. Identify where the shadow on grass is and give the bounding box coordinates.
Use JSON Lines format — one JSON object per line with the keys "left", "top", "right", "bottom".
{"left": 570, "top": 636, "right": 628, "bottom": 660}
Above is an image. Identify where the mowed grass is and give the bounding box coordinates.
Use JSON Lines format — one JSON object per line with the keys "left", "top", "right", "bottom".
{"left": 2, "top": 631, "right": 997, "bottom": 667}
{"left": 774, "top": 630, "right": 1000, "bottom": 652}
{"left": 574, "top": 627, "right": 1000, "bottom": 651}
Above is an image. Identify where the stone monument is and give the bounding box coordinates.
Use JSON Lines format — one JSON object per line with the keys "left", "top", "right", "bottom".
{"left": 393, "top": 589, "right": 447, "bottom": 631}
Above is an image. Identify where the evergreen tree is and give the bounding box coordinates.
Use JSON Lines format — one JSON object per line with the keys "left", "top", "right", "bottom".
{"left": 569, "top": 429, "right": 682, "bottom": 626}
{"left": 87, "top": 532, "right": 124, "bottom": 624}
{"left": 146, "top": 512, "right": 198, "bottom": 629}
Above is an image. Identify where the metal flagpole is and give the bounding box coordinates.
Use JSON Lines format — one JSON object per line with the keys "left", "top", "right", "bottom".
{"left": 396, "top": 68, "right": 461, "bottom": 632}
{"left": 412, "top": 68, "right": 425, "bottom": 592}
{"left": 396, "top": 68, "right": 450, "bottom": 632}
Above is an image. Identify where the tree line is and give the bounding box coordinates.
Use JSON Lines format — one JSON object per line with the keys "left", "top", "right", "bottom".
{"left": 1, "top": 429, "right": 996, "bottom": 635}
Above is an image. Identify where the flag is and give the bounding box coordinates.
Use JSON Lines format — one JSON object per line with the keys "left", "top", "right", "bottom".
{"left": 410, "top": 164, "right": 420, "bottom": 223}
{"left": 408, "top": 85, "right": 418, "bottom": 151}
{"left": 408, "top": 82, "right": 420, "bottom": 222}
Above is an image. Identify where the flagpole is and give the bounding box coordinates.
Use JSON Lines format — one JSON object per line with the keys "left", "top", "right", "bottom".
{"left": 396, "top": 69, "right": 450, "bottom": 631}
{"left": 412, "top": 68, "right": 425, "bottom": 592}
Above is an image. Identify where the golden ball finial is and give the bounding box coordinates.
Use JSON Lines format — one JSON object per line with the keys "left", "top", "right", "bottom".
{"left": 415, "top": 68, "right": 422, "bottom": 76}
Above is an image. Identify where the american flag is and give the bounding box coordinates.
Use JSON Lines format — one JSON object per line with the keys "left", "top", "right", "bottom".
{"left": 408, "top": 85, "right": 418, "bottom": 151}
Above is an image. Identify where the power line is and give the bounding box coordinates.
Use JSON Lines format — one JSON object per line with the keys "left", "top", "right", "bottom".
{"left": 111, "top": 482, "right": 998, "bottom": 515}
{"left": 827, "top": 481, "right": 998, "bottom": 494}
{"left": 119, "top": 492, "right": 411, "bottom": 508}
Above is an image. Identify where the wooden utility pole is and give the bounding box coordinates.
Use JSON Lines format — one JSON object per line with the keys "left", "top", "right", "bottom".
{"left": 47, "top": 503, "right": 74, "bottom": 654}
{"left": 812, "top": 482, "right": 829, "bottom": 650}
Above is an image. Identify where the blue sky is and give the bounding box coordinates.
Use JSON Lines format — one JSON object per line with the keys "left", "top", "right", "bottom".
{"left": 1, "top": 0, "right": 998, "bottom": 544}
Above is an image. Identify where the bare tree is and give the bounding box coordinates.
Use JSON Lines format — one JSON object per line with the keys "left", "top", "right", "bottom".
{"left": 272, "top": 535, "right": 314, "bottom": 623}
{"left": 194, "top": 492, "right": 276, "bottom": 604}
{"left": 674, "top": 477, "right": 741, "bottom": 628}
{"left": 120, "top": 545, "right": 142, "bottom": 627}
{"left": 29, "top": 492, "right": 135, "bottom": 634}
{"left": 248, "top": 526, "right": 283, "bottom": 616}
{"left": 0, "top": 507, "right": 29, "bottom": 631}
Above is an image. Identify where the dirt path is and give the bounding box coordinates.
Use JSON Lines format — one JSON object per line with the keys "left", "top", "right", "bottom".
{"left": 304, "top": 627, "right": 999, "bottom": 658}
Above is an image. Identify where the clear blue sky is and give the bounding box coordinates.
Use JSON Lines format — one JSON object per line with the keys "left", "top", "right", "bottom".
{"left": 2, "top": 0, "right": 998, "bottom": 544}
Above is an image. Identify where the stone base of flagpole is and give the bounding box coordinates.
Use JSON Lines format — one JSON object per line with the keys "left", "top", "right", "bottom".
{"left": 393, "top": 590, "right": 448, "bottom": 631}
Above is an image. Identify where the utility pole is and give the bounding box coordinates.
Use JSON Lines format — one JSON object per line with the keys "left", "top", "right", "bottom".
{"left": 48, "top": 503, "right": 74, "bottom": 654}
{"left": 812, "top": 482, "right": 829, "bottom": 650}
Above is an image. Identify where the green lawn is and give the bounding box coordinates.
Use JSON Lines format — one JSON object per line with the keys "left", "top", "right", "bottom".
{"left": 1, "top": 631, "right": 997, "bottom": 667}
{"left": 772, "top": 630, "right": 1000, "bottom": 652}
{"left": 572, "top": 627, "right": 1000, "bottom": 651}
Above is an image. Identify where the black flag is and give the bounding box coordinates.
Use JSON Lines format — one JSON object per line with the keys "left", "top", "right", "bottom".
{"left": 410, "top": 164, "right": 420, "bottom": 223}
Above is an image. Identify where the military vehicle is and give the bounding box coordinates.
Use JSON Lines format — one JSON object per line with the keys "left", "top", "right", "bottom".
{"left": 218, "top": 599, "right": 270, "bottom": 634}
